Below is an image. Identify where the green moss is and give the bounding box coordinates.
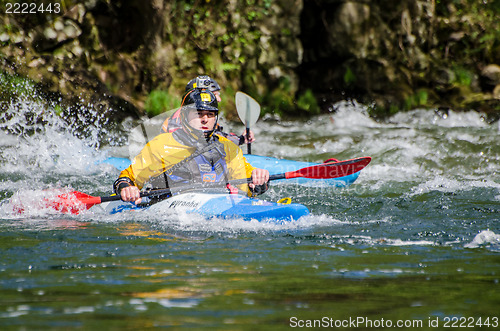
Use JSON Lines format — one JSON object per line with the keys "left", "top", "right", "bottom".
{"left": 144, "top": 90, "right": 181, "bottom": 117}
{"left": 266, "top": 88, "right": 294, "bottom": 116}
{"left": 222, "top": 63, "right": 240, "bottom": 71}
{"left": 343, "top": 67, "right": 356, "bottom": 86}
{"left": 259, "top": 78, "right": 320, "bottom": 117}
{"left": 389, "top": 104, "right": 400, "bottom": 115}
{"left": 53, "top": 104, "right": 63, "bottom": 116}
{"left": 3, "top": 0, "right": 498, "bottom": 120}
{"left": 297, "top": 89, "right": 320, "bottom": 115}
{"left": 451, "top": 66, "right": 473, "bottom": 87}
{"left": 404, "top": 89, "right": 429, "bottom": 110}
{"left": 0, "top": 71, "right": 39, "bottom": 102}
{"left": 219, "top": 85, "right": 235, "bottom": 118}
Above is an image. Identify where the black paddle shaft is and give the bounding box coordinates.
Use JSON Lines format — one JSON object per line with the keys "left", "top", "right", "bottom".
{"left": 107, "top": 175, "right": 287, "bottom": 202}
{"left": 246, "top": 127, "right": 252, "bottom": 154}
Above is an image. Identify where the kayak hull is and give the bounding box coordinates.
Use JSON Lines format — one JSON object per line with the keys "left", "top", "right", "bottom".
{"left": 95, "top": 192, "right": 310, "bottom": 222}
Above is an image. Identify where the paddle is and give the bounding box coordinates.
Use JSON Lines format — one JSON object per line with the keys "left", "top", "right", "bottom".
{"left": 235, "top": 91, "right": 260, "bottom": 154}
{"left": 43, "top": 156, "right": 371, "bottom": 214}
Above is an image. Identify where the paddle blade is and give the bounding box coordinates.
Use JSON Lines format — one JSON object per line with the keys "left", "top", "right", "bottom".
{"left": 235, "top": 91, "right": 260, "bottom": 127}
{"left": 50, "top": 191, "right": 102, "bottom": 214}
{"left": 8, "top": 190, "right": 102, "bottom": 216}
{"left": 285, "top": 157, "right": 372, "bottom": 179}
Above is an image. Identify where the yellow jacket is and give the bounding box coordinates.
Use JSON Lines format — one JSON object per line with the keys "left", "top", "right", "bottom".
{"left": 119, "top": 132, "right": 255, "bottom": 195}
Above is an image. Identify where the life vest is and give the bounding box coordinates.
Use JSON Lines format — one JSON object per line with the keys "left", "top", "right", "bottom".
{"left": 145, "top": 139, "right": 228, "bottom": 190}
{"left": 118, "top": 128, "right": 255, "bottom": 199}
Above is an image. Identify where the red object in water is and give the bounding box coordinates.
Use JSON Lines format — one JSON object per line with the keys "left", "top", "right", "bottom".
{"left": 50, "top": 191, "right": 102, "bottom": 215}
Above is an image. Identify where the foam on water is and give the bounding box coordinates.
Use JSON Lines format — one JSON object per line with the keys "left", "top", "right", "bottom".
{"left": 390, "top": 108, "right": 489, "bottom": 127}
{"left": 411, "top": 176, "right": 500, "bottom": 196}
{"left": 464, "top": 230, "right": 500, "bottom": 249}
{"left": 85, "top": 203, "right": 341, "bottom": 234}
{"left": 1, "top": 97, "right": 498, "bottom": 243}
{"left": 239, "top": 105, "right": 497, "bottom": 184}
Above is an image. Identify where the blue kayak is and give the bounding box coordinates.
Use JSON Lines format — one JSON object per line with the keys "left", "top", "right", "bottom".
{"left": 94, "top": 192, "right": 310, "bottom": 222}
{"left": 101, "top": 154, "right": 361, "bottom": 187}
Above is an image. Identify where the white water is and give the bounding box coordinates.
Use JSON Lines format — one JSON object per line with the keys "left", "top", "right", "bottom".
{"left": 1, "top": 97, "right": 499, "bottom": 249}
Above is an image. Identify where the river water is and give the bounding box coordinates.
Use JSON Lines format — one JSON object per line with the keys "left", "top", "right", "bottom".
{"left": 0, "top": 95, "right": 499, "bottom": 329}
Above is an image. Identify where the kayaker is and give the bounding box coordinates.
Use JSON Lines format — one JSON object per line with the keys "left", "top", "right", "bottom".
{"left": 161, "top": 75, "right": 255, "bottom": 145}
{"left": 114, "top": 89, "right": 269, "bottom": 204}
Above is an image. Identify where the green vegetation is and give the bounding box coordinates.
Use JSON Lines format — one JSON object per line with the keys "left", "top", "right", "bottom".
{"left": 1, "top": 0, "right": 498, "bottom": 122}
{"left": 262, "top": 76, "right": 294, "bottom": 117}
{"left": 144, "top": 90, "right": 181, "bottom": 117}
{"left": 434, "top": 0, "right": 500, "bottom": 66}
{"left": 450, "top": 66, "right": 474, "bottom": 87}
{"left": 404, "top": 90, "right": 429, "bottom": 110}
{"left": 0, "top": 71, "right": 36, "bottom": 100}
{"left": 297, "top": 89, "right": 320, "bottom": 115}
{"left": 343, "top": 67, "right": 356, "bottom": 86}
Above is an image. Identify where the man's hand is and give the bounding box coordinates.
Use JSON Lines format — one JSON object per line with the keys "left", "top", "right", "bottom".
{"left": 120, "top": 186, "right": 142, "bottom": 204}
{"left": 241, "top": 130, "right": 255, "bottom": 144}
{"left": 249, "top": 168, "right": 269, "bottom": 187}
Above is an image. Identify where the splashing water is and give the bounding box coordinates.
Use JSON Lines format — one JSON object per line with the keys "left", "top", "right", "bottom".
{"left": 0, "top": 96, "right": 499, "bottom": 328}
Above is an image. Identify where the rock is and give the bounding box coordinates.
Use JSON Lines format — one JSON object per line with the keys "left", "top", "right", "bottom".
{"left": 449, "top": 31, "right": 465, "bottom": 41}
{"left": 64, "top": 4, "right": 86, "bottom": 24}
{"left": 62, "top": 20, "right": 82, "bottom": 40}
{"left": 27, "top": 58, "right": 46, "bottom": 68}
{"left": 43, "top": 27, "right": 57, "bottom": 40}
{"left": 332, "top": 2, "right": 372, "bottom": 58}
{"left": 0, "top": 33, "right": 10, "bottom": 43}
{"left": 34, "top": 18, "right": 82, "bottom": 51}
{"left": 493, "top": 85, "right": 500, "bottom": 99}
{"left": 1, "top": 0, "right": 498, "bottom": 121}
{"left": 481, "top": 64, "right": 500, "bottom": 88}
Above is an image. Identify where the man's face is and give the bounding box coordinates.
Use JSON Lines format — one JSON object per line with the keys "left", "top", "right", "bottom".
{"left": 187, "top": 109, "right": 217, "bottom": 131}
